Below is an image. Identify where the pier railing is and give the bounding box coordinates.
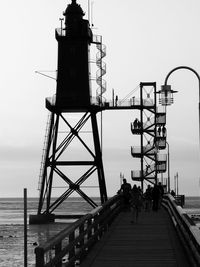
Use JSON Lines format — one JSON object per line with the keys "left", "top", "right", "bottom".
{"left": 162, "top": 194, "right": 200, "bottom": 266}
{"left": 173, "top": 194, "right": 185, "bottom": 207}
{"left": 35, "top": 195, "right": 123, "bottom": 267}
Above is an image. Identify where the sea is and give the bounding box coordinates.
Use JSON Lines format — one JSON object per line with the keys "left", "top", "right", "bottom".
{"left": 0, "top": 196, "right": 200, "bottom": 267}
{"left": 0, "top": 197, "right": 97, "bottom": 267}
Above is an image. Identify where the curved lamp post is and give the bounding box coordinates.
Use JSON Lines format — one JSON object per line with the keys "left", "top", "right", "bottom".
{"left": 158, "top": 66, "right": 200, "bottom": 193}
{"left": 159, "top": 65, "right": 200, "bottom": 144}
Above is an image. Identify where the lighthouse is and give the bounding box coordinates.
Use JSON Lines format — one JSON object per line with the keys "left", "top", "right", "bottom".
{"left": 30, "top": 0, "right": 107, "bottom": 224}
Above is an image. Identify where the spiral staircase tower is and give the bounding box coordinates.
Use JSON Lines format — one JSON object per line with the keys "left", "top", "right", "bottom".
{"left": 131, "top": 82, "right": 167, "bottom": 190}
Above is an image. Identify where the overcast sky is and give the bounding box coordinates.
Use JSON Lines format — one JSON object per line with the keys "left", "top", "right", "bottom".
{"left": 0, "top": 0, "right": 200, "bottom": 197}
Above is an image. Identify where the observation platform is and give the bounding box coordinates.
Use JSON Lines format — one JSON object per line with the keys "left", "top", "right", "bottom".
{"left": 81, "top": 208, "right": 190, "bottom": 267}
{"left": 45, "top": 96, "right": 157, "bottom": 112}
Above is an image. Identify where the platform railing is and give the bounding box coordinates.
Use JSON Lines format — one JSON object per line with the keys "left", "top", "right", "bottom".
{"left": 35, "top": 195, "right": 123, "bottom": 267}
{"left": 162, "top": 194, "right": 200, "bottom": 266}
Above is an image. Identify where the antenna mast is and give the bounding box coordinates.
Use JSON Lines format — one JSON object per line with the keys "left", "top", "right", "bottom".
{"left": 88, "top": 0, "right": 90, "bottom": 23}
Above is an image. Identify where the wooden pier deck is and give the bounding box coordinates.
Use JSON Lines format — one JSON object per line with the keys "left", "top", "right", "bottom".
{"left": 81, "top": 207, "right": 191, "bottom": 267}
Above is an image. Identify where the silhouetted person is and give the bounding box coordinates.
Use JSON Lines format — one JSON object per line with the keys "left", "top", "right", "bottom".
{"left": 157, "top": 182, "right": 164, "bottom": 208}
{"left": 133, "top": 118, "right": 138, "bottom": 129}
{"left": 152, "top": 184, "right": 160, "bottom": 211}
{"left": 130, "top": 184, "right": 142, "bottom": 223}
{"left": 158, "top": 182, "right": 164, "bottom": 196}
{"left": 137, "top": 120, "right": 142, "bottom": 129}
{"left": 171, "top": 190, "right": 176, "bottom": 197}
{"left": 162, "top": 126, "right": 166, "bottom": 137}
{"left": 157, "top": 126, "right": 161, "bottom": 136}
{"left": 120, "top": 178, "right": 131, "bottom": 210}
{"left": 137, "top": 186, "right": 143, "bottom": 196}
{"left": 115, "top": 95, "right": 118, "bottom": 106}
{"left": 144, "top": 185, "right": 152, "bottom": 211}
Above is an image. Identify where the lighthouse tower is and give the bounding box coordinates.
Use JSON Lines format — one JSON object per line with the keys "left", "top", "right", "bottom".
{"left": 56, "top": 0, "right": 92, "bottom": 108}
{"left": 30, "top": 0, "right": 107, "bottom": 224}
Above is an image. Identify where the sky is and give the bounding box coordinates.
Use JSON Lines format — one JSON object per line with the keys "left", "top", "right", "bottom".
{"left": 0, "top": 0, "right": 200, "bottom": 197}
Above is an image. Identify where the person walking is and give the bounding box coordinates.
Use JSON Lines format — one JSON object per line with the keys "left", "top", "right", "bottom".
{"left": 152, "top": 184, "right": 160, "bottom": 211}
{"left": 120, "top": 178, "right": 132, "bottom": 211}
{"left": 157, "top": 182, "right": 164, "bottom": 209}
{"left": 130, "top": 185, "right": 142, "bottom": 223}
{"left": 171, "top": 190, "right": 176, "bottom": 197}
{"left": 144, "top": 185, "right": 152, "bottom": 211}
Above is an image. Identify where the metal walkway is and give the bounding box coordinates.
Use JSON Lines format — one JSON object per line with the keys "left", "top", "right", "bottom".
{"left": 81, "top": 208, "right": 191, "bottom": 267}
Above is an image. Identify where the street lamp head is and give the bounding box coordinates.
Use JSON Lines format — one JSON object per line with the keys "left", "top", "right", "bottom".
{"left": 158, "top": 85, "right": 178, "bottom": 106}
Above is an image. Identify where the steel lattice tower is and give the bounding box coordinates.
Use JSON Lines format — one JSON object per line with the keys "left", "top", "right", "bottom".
{"left": 30, "top": 0, "right": 107, "bottom": 224}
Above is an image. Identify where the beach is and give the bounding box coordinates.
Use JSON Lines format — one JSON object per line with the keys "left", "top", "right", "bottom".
{"left": 0, "top": 198, "right": 95, "bottom": 267}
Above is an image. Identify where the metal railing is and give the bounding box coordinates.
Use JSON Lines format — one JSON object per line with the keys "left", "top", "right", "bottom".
{"left": 35, "top": 195, "right": 122, "bottom": 267}
{"left": 157, "top": 153, "right": 167, "bottom": 162}
{"left": 131, "top": 169, "right": 156, "bottom": 179}
{"left": 156, "top": 113, "right": 166, "bottom": 124}
{"left": 131, "top": 144, "right": 156, "bottom": 155}
{"left": 45, "top": 96, "right": 153, "bottom": 109}
{"left": 162, "top": 194, "right": 200, "bottom": 266}
{"left": 131, "top": 161, "right": 167, "bottom": 179}
{"left": 92, "top": 34, "right": 102, "bottom": 44}
{"left": 174, "top": 195, "right": 185, "bottom": 207}
{"left": 155, "top": 138, "right": 166, "bottom": 150}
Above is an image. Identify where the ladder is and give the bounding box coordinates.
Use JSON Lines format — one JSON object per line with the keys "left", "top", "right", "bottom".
{"left": 37, "top": 112, "right": 52, "bottom": 191}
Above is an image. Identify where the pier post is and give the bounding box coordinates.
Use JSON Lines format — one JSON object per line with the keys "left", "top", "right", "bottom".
{"left": 24, "top": 188, "right": 27, "bottom": 267}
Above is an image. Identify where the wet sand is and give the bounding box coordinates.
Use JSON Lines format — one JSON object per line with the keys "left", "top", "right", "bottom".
{"left": 0, "top": 222, "right": 72, "bottom": 267}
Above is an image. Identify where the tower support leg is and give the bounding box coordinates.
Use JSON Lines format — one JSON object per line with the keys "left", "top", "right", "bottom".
{"left": 91, "top": 111, "right": 107, "bottom": 203}
{"left": 30, "top": 110, "right": 107, "bottom": 224}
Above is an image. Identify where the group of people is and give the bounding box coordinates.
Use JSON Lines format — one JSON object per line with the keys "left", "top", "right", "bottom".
{"left": 133, "top": 118, "right": 142, "bottom": 129}
{"left": 119, "top": 179, "right": 164, "bottom": 223}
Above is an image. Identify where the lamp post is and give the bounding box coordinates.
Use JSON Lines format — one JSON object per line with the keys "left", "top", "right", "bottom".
{"left": 158, "top": 66, "right": 200, "bottom": 194}
{"left": 159, "top": 65, "right": 200, "bottom": 145}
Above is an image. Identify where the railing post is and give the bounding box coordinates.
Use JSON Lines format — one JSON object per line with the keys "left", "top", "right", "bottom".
{"left": 93, "top": 214, "right": 99, "bottom": 241}
{"left": 55, "top": 242, "right": 62, "bottom": 267}
{"left": 68, "top": 231, "right": 75, "bottom": 267}
{"left": 78, "top": 223, "right": 85, "bottom": 262}
{"left": 35, "top": 247, "right": 45, "bottom": 267}
{"left": 87, "top": 217, "right": 92, "bottom": 241}
{"left": 86, "top": 217, "right": 93, "bottom": 252}
{"left": 98, "top": 210, "right": 104, "bottom": 238}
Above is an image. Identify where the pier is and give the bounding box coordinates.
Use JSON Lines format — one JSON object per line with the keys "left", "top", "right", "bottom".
{"left": 81, "top": 209, "right": 188, "bottom": 267}
{"left": 34, "top": 195, "right": 200, "bottom": 267}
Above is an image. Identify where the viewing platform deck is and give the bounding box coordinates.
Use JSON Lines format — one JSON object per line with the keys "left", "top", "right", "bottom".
{"left": 81, "top": 208, "right": 190, "bottom": 267}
